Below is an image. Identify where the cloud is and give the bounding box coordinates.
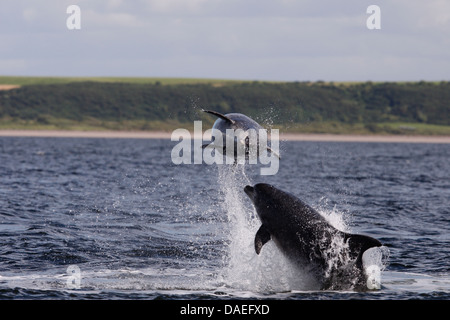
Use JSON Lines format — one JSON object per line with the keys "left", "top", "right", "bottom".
{"left": 83, "top": 10, "right": 148, "bottom": 28}
{"left": 146, "top": 0, "right": 210, "bottom": 14}
{"left": 0, "top": 0, "right": 449, "bottom": 81}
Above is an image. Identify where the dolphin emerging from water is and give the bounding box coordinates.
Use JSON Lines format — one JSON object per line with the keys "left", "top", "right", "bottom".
{"left": 244, "top": 183, "right": 382, "bottom": 290}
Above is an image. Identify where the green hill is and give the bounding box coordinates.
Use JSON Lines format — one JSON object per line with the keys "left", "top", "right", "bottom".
{"left": 0, "top": 78, "right": 449, "bottom": 135}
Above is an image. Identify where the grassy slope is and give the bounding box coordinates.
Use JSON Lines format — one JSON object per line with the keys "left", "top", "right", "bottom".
{"left": 0, "top": 76, "right": 449, "bottom": 135}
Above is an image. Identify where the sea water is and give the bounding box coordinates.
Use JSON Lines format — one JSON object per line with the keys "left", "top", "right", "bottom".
{"left": 0, "top": 137, "right": 448, "bottom": 299}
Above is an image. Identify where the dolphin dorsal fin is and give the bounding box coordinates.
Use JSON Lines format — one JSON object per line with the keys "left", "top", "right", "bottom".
{"left": 202, "top": 109, "right": 236, "bottom": 125}
{"left": 255, "top": 224, "right": 271, "bottom": 255}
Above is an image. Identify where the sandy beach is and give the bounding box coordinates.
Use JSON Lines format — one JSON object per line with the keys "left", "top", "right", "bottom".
{"left": 0, "top": 130, "right": 172, "bottom": 139}
{"left": 0, "top": 129, "right": 449, "bottom": 143}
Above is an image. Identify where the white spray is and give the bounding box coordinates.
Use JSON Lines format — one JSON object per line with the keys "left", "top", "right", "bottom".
{"left": 216, "top": 165, "right": 320, "bottom": 292}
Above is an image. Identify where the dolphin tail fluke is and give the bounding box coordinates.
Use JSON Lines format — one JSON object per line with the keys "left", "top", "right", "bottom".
{"left": 202, "top": 109, "right": 236, "bottom": 125}
{"left": 345, "top": 233, "right": 382, "bottom": 267}
{"left": 255, "top": 224, "right": 271, "bottom": 254}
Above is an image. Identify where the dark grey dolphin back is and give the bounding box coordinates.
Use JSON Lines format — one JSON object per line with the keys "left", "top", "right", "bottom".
{"left": 203, "top": 109, "right": 263, "bottom": 131}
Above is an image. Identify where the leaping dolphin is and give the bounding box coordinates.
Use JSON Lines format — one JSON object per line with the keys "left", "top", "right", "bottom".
{"left": 202, "top": 109, "right": 280, "bottom": 161}
{"left": 244, "top": 183, "right": 383, "bottom": 290}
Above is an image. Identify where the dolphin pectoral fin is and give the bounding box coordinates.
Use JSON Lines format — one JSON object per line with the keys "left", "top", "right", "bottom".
{"left": 255, "top": 225, "right": 271, "bottom": 255}
{"left": 266, "top": 146, "right": 281, "bottom": 159}
{"left": 202, "top": 109, "right": 236, "bottom": 125}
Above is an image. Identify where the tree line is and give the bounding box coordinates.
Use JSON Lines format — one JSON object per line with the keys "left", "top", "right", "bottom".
{"left": 0, "top": 81, "right": 448, "bottom": 129}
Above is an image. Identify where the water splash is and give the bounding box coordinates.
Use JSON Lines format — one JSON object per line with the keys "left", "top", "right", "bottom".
{"left": 315, "top": 198, "right": 351, "bottom": 233}
{"left": 363, "top": 246, "right": 390, "bottom": 290}
{"left": 216, "top": 164, "right": 319, "bottom": 292}
{"left": 215, "top": 165, "right": 257, "bottom": 288}
{"left": 316, "top": 200, "right": 390, "bottom": 290}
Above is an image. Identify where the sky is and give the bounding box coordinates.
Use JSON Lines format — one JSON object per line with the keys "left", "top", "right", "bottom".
{"left": 1, "top": 0, "right": 449, "bottom": 82}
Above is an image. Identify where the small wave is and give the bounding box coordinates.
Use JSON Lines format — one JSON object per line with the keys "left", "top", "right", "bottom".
{"left": 383, "top": 271, "right": 450, "bottom": 295}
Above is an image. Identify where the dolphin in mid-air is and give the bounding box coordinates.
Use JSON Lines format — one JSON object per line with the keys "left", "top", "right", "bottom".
{"left": 244, "top": 183, "right": 383, "bottom": 290}
{"left": 202, "top": 109, "right": 280, "bottom": 160}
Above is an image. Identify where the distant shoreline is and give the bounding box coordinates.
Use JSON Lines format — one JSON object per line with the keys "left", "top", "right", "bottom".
{"left": 0, "top": 130, "right": 449, "bottom": 143}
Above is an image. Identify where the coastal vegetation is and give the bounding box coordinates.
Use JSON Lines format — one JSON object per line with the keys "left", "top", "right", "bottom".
{"left": 0, "top": 77, "right": 448, "bottom": 135}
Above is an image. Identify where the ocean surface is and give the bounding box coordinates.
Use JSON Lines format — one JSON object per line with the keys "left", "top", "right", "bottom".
{"left": 0, "top": 137, "right": 448, "bottom": 300}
